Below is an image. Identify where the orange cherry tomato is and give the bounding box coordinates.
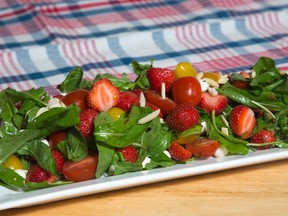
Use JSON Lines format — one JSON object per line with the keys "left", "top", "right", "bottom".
{"left": 186, "top": 138, "right": 219, "bottom": 158}
{"left": 62, "top": 89, "right": 88, "bottom": 110}
{"left": 144, "top": 89, "right": 176, "bottom": 115}
{"left": 171, "top": 76, "right": 202, "bottom": 105}
{"left": 62, "top": 155, "right": 98, "bottom": 182}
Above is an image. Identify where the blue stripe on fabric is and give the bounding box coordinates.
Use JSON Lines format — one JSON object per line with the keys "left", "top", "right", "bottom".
{"left": 210, "top": 21, "right": 249, "bottom": 56}
{"left": 152, "top": 31, "right": 190, "bottom": 62}
{"left": 107, "top": 37, "right": 133, "bottom": 66}
{"left": 15, "top": 50, "right": 50, "bottom": 86}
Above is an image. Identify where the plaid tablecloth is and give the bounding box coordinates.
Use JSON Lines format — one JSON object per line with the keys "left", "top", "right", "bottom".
{"left": 0, "top": 0, "right": 287, "bottom": 91}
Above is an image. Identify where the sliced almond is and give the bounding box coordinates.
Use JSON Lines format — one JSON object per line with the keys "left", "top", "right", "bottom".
{"left": 138, "top": 109, "right": 161, "bottom": 124}
{"left": 217, "top": 77, "right": 229, "bottom": 84}
{"left": 201, "top": 78, "right": 219, "bottom": 88}
{"left": 220, "top": 115, "right": 229, "bottom": 127}
{"left": 221, "top": 127, "right": 229, "bottom": 136}
{"left": 196, "top": 72, "right": 204, "bottom": 80}
{"left": 139, "top": 92, "right": 146, "bottom": 107}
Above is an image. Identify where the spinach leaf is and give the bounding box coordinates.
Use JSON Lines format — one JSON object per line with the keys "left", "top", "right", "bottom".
{"left": 130, "top": 60, "right": 152, "bottom": 89}
{"left": 253, "top": 56, "right": 276, "bottom": 75}
{"left": 95, "top": 142, "right": 115, "bottom": 178}
{"left": 94, "top": 73, "right": 135, "bottom": 91}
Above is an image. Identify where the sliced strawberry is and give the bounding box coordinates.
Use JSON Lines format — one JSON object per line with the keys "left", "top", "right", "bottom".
{"left": 229, "top": 105, "right": 256, "bottom": 139}
{"left": 117, "top": 145, "right": 138, "bottom": 163}
{"left": 117, "top": 91, "right": 139, "bottom": 112}
{"left": 146, "top": 102, "right": 163, "bottom": 118}
{"left": 87, "top": 78, "right": 120, "bottom": 112}
{"left": 26, "top": 165, "right": 49, "bottom": 183}
{"left": 165, "top": 104, "right": 200, "bottom": 133}
{"left": 168, "top": 141, "right": 192, "bottom": 161}
{"left": 78, "top": 109, "right": 99, "bottom": 139}
{"left": 52, "top": 149, "right": 64, "bottom": 172}
{"left": 250, "top": 129, "right": 275, "bottom": 150}
{"left": 146, "top": 67, "right": 176, "bottom": 93}
{"left": 197, "top": 92, "right": 228, "bottom": 116}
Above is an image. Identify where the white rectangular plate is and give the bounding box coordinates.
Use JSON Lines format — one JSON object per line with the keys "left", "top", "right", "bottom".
{"left": 1, "top": 148, "right": 288, "bottom": 210}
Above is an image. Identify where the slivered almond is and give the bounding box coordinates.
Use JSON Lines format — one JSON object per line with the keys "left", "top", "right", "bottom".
{"left": 139, "top": 92, "right": 146, "bottom": 107}
{"left": 161, "top": 82, "right": 166, "bottom": 99}
{"left": 217, "top": 77, "right": 229, "bottom": 84}
{"left": 220, "top": 115, "right": 229, "bottom": 127}
{"left": 202, "top": 78, "right": 219, "bottom": 87}
{"left": 138, "top": 109, "right": 161, "bottom": 124}
{"left": 196, "top": 72, "right": 204, "bottom": 80}
{"left": 208, "top": 87, "right": 218, "bottom": 96}
{"left": 221, "top": 127, "right": 229, "bottom": 135}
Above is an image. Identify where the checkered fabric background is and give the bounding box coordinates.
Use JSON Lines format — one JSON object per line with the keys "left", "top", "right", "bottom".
{"left": 0, "top": 0, "right": 287, "bottom": 91}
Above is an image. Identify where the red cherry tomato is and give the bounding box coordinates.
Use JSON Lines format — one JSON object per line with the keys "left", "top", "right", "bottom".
{"left": 62, "top": 89, "right": 88, "bottom": 110}
{"left": 49, "top": 130, "right": 67, "bottom": 149}
{"left": 171, "top": 77, "right": 202, "bottom": 105}
{"left": 186, "top": 138, "right": 219, "bottom": 158}
{"left": 145, "top": 89, "right": 176, "bottom": 115}
{"left": 62, "top": 155, "right": 98, "bottom": 182}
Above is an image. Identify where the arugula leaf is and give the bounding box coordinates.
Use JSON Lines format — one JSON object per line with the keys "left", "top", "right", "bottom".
{"left": 95, "top": 142, "right": 115, "bottom": 178}
{"left": 130, "top": 60, "right": 152, "bottom": 89}
{"left": 17, "top": 140, "right": 57, "bottom": 175}
{"left": 94, "top": 73, "right": 135, "bottom": 91}
{"left": 57, "top": 66, "right": 83, "bottom": 93}
{"left": 253, "top": 56, "right": 276, "bottom": 75}
{"left": 0, "top": 129, "right": 49, "bottom": 165}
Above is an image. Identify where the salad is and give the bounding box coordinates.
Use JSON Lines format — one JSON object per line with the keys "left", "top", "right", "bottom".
{"left": 0, "top": 56, "right": 288, "bottom": 191}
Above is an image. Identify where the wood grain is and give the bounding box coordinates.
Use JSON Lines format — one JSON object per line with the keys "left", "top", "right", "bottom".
{"left": 2, "top": 159, "right": 288, "bottom": 216}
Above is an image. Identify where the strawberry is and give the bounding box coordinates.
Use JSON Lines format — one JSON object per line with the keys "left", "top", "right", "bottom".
{"left": 229, "top": 105, "right": 256, "bottom": 139}
{"left": 87, "top": 78, "right": 120, "bottom": 112}
{"left": 165, "top": 104, "right": 200, "bottom": 133}
{"left": 168, "top": 141, "right": 192, "bottom": 161}
{"left": 26, "top": 165, "right": 49, "bottom": 183}
{"left": 250, "top": 129, "right": 275, "bottom": 150}
{"left": 79, "top": 109, "right": 99, "bottom": 139}
{"left": 117, "top": 145, "right": 138, "bottom": 163}
{"left": 232, "top": 80, "right": 249, "bottom": 89}
{"left": 131, "top": 89, "right": 144, "bottom": 96}
{"left": 146, "top": 102, "right": 163, "bottom": 118}
{"left": 197, "top": 92, "right": 228, "bottom": 115}
{"left": 117, "top": 91, "right": 139, "bottom": 112}
{"left": 52, "top": 149, "right": 64, "bottom": 172}
{"left": 146, "top": 67, "right": 176, "bottom": 93}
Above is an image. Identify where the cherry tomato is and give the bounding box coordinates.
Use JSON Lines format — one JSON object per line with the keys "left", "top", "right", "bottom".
{"left": 49, "top": 130, "right": 67, "bottom": 149}
{"left": 175, "top": 62, "right": 197, "bottom": 78}
{"left": 3, "top": 155, "right": 23, "bottom": 170}
{"left": 171, "top": 76, "right": 201, "bottom": 105}
{"left": 62, "top": 155, "right": 98, "bottom": 182}
{"left": 145, "top": 89, "right": 176, "bottom": 115}
{"left": 62, "top": 89, "right": 88, "bottom": 110}
{"left": 186, "top": 138, "right": 219, "bottom": 158}
{"left": 107, "top": 107, "right": 125, "bottom": 121}
{"left": 202, "top": 72, "right": 219, "bottom": 82}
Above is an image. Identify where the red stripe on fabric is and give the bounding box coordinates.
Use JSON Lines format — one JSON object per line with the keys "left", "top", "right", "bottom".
{"left": 0, "top": 4, "right": 34, "bottom": 19}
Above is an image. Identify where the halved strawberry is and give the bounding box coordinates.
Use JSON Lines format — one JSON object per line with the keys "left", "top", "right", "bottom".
{"left": 197, "top": 92, "right": 228, "bottom": 116}
{"left": 229, "top": 105, "right": 256, "bottom": 139}
{"left": 117, "top": 91, "right": 139, "bottom": 112}
{"left": 250, "top": 129, "right": 275, "bottom": 150}
{"left": 117, "top": 145, "right": 138, "bottom": 163}
{"left": 87, "top": 78, "right": 120, "bottom": 112}
{"left": 26, "top": 165, "right": 49, "bottom": 183}
{"left": 168, "top": 141, "right": 192, "bottom": 161}
{"left": 52, "top": 149, "right": 64, "bottom": 172}
{"left": 78, "top": 109, "right": 99, "bottom": 139}
{"left": 165, "top": 103, "right": 200, "bottom": 133}
{"left": 146, "top": 67, "right": 176, "bottom": 93}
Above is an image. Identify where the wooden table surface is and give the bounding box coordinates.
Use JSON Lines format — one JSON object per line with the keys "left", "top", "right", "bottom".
{"left": 2, "top": 159, "right": 288, "bottom": 216}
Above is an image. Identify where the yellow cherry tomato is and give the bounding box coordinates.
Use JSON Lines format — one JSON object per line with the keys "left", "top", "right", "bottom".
{"left": 3, "top": 155, "right": 23, "bottom": 170}
{"left": 175, "top": 134, "right": 198, "bottom": 144}
{"left": 202, "top": 72, "right": 220, "bottom": 82}
{"left": 175, "top": 62, "right": 197, "bottom": 78}
{"left": 107, "top": 107, "right": 125, "bottom": 121}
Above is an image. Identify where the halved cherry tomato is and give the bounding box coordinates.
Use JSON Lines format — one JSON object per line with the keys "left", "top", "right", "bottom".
{"left": 3, "top": 155, "right": 23, "bottom": 170}
{"left": 62, "top": 155, "right": 98, "bottom": 182}
{"left": 171, "top": 76, "right": 201, "bottom": 105}
{"left": 62, "top": 89, "right": 88, "bottom": 110}
{"left": 49, "top": 130, "right": 67, "bottom": 149}
{"left": 186, "top": 138, "right": 219, "bottom": 158}
{"left": 144, "top": 89, "right": 176, "bottom": 115}
{"left": 175, "top": 62, "right": 197, "bottom": 78}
